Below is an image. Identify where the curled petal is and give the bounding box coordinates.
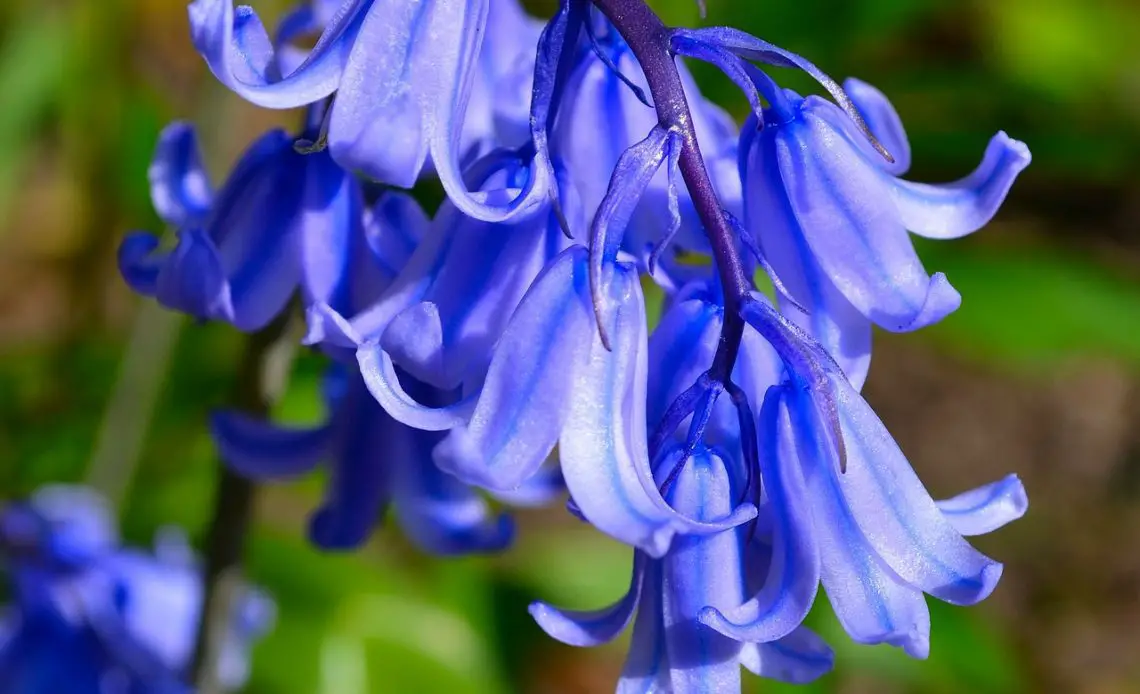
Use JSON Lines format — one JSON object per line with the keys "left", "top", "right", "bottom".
{"left": 356, "top": 342, "right": 477, "bottom": 431}
{"left": 843, "top": 77, "right": 910, "bottom": 175}
{"left": 738, "top": 626, "right": 834, "bottom": 684}
{"left": 938, "top": 474, "right": 1028, "bottom": 537}
{"left": 189, "top": 0, "right": 366, "bottom": 108}
{"left": 433, "top": 247, "right": 595, "bottom": 490}
{"left": 153, "top": 227, "right": 233, "bottom": 323}
{"left": 209, "top": 411, "right": 332, "bottom": 479}
{"left": 700, "top": 387, "right": 819, "bottom": 643}
{"left": 148, "top": 122, "right": 213, "bottom": 227}
{"left": 530, "top": 552, "right": 646, "bottom": 647}
{"left": 118, "top": 233, "right": 163, "bottom": 296}
{"left": 890, "top": 132, "right": 1031, "bottom": 240}
{"left": 833, "top": 376, "right": 1003, "bottom": 606}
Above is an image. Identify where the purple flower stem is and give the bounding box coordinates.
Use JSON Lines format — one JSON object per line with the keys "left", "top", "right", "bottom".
{"left": 592, "top": 0, "right": 749, "bottom": 382}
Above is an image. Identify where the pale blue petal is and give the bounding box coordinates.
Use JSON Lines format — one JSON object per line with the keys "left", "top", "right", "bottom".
{"left": 530, "top": 552, "right": 645, "bottom": 647}
{"left": 147, "top": 122, "right": 213, "bottom": 228}
{"left": 700, "top": 387, "right": 819, "bottom": 643}
{"left": 661, "top": 448, "right": 744, "bottom": 694}
{"left": 773, "top": 98, "right": 961, "bottom": 332}
{"left": 742, "top": 113, "right": 872, "bottom": 387}
{"left": 357, "top": 342, "right": 477, "bottom": 431}
{"left": 738, "top": 626, "right": 834, "bottom": 683}
{"left": 561, "top": 267, "right": 754, "bottom": 556}
{"left": 325, "top": 0, "right": 433, "bottom": 185}
{"left": 189, "top": 0, "right": 367, "bottom": 108}
{"left": 833, "top": 375, "right": 1003, "bottom": 606}
{"left": 433, "top": 247, "right": 595, "bottom": 490}
{"left": 209, "top": 411, "right": 331, "bottom": 479}
{"left": 617, "top": 559, "right": 670, "bottom": 694}
{"left": 790, "top": 388, "right": 932, "bottom": 658}
{"left": 889, "top": 132, "right": 1031, "bottom": 239}
{"left": 937, "top": 474, "right": 1028, "bottom": 537}
{"left": 296, "top": 150, "right": 367, "bottom": 316}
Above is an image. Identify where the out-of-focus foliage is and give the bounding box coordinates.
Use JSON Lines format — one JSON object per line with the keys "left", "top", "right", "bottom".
{"left": 0, "top": 0, "right": 1137, "bottom": 692}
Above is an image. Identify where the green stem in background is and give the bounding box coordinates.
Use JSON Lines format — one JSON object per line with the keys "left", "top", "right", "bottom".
{"left": 191, "top": 310, "right": 299, "bottom": 692}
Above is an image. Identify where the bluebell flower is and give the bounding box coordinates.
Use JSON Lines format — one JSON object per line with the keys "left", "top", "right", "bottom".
{"left": 118, "top": 119, "right": 365, "bottom": 331}
{"left": 0, "top": 486, "right": 273, "bottom": 693}
{"left": 686, "top": 296, "right": 1029, "bottom": 657}
{"left": 740, "top": 77, "right": 1031, "bottom": 387}
{"left": 211, "top": 363, "right": 525, "bottom": 554}
{"left": 531, "top": 446, "right": 835, "bottom": 691}
{"left": 421, "top": 245, "right": 756, "bottom": 556}
{"left": 189, "top": 0, "right": 549, "bottom": 221}
{"left": 211, "top": 183, "right": 559, "bottom": 554}
{"left": 306, "top": 149, "right": 573, "bottom": 396}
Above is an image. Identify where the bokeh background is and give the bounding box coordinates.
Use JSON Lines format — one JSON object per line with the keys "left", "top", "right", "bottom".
{"left": 1, "top": 0, "right": 1139, "bottom": 692}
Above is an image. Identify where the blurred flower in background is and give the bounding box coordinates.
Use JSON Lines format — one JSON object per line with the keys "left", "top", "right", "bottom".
{"left": 0, "top": 486, "right": 273, "bottom": 693}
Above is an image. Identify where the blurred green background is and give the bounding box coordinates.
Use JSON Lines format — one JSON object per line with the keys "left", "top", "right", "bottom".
{"left": 1, "top": 0, "right": 1138, "bottom": 692}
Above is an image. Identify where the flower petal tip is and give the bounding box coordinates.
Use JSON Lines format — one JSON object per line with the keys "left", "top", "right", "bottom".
{"left": 893, "top": 272, "right": 961, "bottom": 332}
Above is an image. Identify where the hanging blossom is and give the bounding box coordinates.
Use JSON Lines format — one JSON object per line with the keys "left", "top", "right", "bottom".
{"left": 738, "top": 74, "right": 1030, "bottom": 387}
{"left": 118, "top": 112, "right": 367, "bottom": 332}
{"left": 0, "top": 486, "right": 273, "bottom": 693}
{"left": 211, "top": 193, "right": 561, "bottom": 554}
{"left": 188, "top": 0, "right": 552, "bottom": 222}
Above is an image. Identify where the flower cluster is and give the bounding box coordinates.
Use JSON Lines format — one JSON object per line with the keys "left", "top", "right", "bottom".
{"left": 0, "top": 486, "right": 273, "bottom": 693}
{"left": 117, "top": 0, "right": 1031, "bottom": 690}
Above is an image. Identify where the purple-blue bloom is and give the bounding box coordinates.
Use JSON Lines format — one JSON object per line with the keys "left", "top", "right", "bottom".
{"left": 0, "top": 487, "right": 273, "bottom": 693}
{"left": 532, "top": 446, "right": 834, "bottom": 691}
{"left": 741, "top": 77, "right": 1031, "bottom": 387}
{"left": 189, "top": 0, "right": 550, "bottom": 222}
{"left": 211, "top": 363, "right": 520, "bottom": 554}
{"left": 118, "top": 119, "right": 365, "bottom": 331}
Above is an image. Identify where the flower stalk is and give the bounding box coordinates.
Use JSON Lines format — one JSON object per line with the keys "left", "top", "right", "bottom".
{"left": 592, "top": 0, "right": 750, "bottom": 384}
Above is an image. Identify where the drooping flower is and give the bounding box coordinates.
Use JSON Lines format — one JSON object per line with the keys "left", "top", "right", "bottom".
{"left": 211, "top": 184, "right": 558, "bottom": 554}
{"left": 188, "top": 0, "right": 549, "bottom": 221}
{"left": 0, "top": 486, "right": 273, "bottom": 693}
{"left": 212, "top": 363, "right": 527, "bottom": 554}
{"left": 531, "top": 446, "right": 835, "bottom": 692}
{"left": 688, "top": 296, "right": 1029, "bottom": 657}
{"left": 306, "top": 149, "right": 574, "bottom": 396}
{"left": 118, "top": 119, "right": 366, "bottom": 331}
{"left": 740, "top": 77, "right": 1030, "bottom": 387}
